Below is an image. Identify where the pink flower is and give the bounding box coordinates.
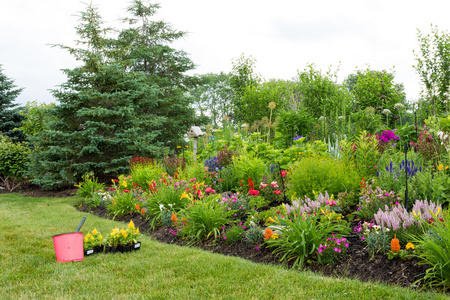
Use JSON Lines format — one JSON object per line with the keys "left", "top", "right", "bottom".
{"left": 205, "top": 187, "right": 216, "bottom": 194}
{"left": 271, "top": 181, "right": 279, "bottom": 188}
{"left": 248, "top": 190, "right": 260, "bottom": 196}
{"left": 123, "top": 189, "right": 129, "bottom": 193}
{"left": 361, "top": 236, "right": 365, "bottom": 241}
{"left": 345, "top": 243, "right": 349, "bottom": 248}
{"left": 318, "top": 248, "right": 323, "bottom": 253}
{"left": 259, "top": 183, "right": 268, "bottom": 189}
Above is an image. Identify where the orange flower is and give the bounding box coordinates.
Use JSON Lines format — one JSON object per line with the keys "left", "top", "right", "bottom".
{"left": 136, "top": 204, "right": 140, "bottom": 211}
{"left": 391, "top": 235, "right": 400, "bottom": 253}
{"left": 263, "top": 228, "right": 273, "bottom": 240}
{"left": 171, "top": 212, "right": 178, "bottom": 223}
{"left": 141, "top": 208, "right": 146, "bottom": 215}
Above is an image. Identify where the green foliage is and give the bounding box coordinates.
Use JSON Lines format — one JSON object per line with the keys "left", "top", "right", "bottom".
{"left": 239, "top": 79, "right": 294, "bottom": 126}
{"left": 274, "top": 108, "right": 314, "bottom": 147}
{"left": 340, "top": 131, "right": 380, "bottom": 178}
{"left": 288, "top": 156, "right": 360, "bottom": 199}
{"left": 107, "top": 191, "right": 139, "bottom": 218}
{"left": 346, "top": 68, "right": 406, "bottom": 127}
{"left": 414, "top": 25, "right": 450, "bottom": 116}
{"left": 0, "top": 65, "right": 25, "bottom": 142}
{"left": 229, "top": 54, "right": 261, "bottom": 122}
{"left": 243, "top": 222, "right": 264, "bottom": 244}
{"left": 130, "top": 161, "right": 165, "bottom": 191}
{"left": 19, "top": 101, "right": 56, "bottom": 138}
{"left": 29, "top": 1, "right": 199, "bottom": 189}
{"left": 356, "top": 184, "right": 402, "bottom": 221}
{"left": 364, "top": 229, "right": 392, "bottom": 257}
{"left": 411, "top": 210, "right": 450, "bottom": 291}
{"left": 188, "top": 73, "right": 233, "bottom": 127}
{"left": 180, "top": 199, "right": 234, "bottom": 241}
{"left": 348, "top": 107, "right": 383, "bottom": 136}
{"left": 146, "top": 183, "right": 189, "bottom": 228}
{"left": 0, "top": 135, "right": 31, "bottom": 191}
{"left": 232, "top": 153, "right": 268, "bottom": 190}
{"left": 406, "top": 168, "right": 450, "bottom": 207}
{"left": 223, "top": 224, "right": 245, "bottom": 244}
{"left": 75, "top": 173, "right": 105, "bottom": 199}
{"left": 265, "top": 214, "right": 350, "bottom": 269}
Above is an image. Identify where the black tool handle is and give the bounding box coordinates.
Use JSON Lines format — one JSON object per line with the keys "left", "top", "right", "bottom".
{"left": 75, "top": 216, "right": 87, "bottom": 232}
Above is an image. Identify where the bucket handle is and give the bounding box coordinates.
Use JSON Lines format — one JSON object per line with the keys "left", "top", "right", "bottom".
{"left": 75, "top": 216, "right": 87, "bottom": 232}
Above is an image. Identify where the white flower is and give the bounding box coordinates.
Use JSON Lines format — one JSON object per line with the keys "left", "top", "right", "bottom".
{"left": 159, "top": 204, "right": 165, "bottom": 211}
{"left": 382, "top": 109, "right": 392, "bottom": 115}
{"left": 168, "top": 204, "right": 173, "bottom": 208}
{"left": 338, "top": 116, "right": 345, "bottom": 121}
{"left": 394, "top": 103, "right": 404, "bottom": 110}
{"left": 385, "top": 228, "right": 390, "bottom": 232}
{"left": 318, "top": 116, "right": 326, "bottom": 121}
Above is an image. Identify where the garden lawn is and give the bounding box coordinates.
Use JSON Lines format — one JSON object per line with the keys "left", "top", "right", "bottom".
{"left": 0, "top": 194, "right": 448, "bottom": 300}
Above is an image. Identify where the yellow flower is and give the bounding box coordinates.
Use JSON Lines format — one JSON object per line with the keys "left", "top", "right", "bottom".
{"left": 111, "top": 228, "right": 119, "bottom": 235}
{"left": 177, "top": 146, "right": 181, "bottom": 148}
{"left": 122, "top": 181, "right": 127, "bottom": 187}
{"left": 92, "top": 228, "right": 98, "bottom": 235}
{"left": 438, "top": 164, "right": 444, "bottom": 172}
{"left": 99, "top": 234, "right": 103, "bottom": 241}
{"left": 271, "top": 232, "right": 279, "bottom": 239}
{"left": 85, "top": 233, "right": 92, "bottom": 240}
{"left": 185, "top": 145, "right": 189, "bottom": 148}
{"left": 180, "top": 191, "right": 189, "bottom": 199}
{"left": 405, "top": 242, "right": 415, "bottom": 250}
{"left": 128, "top": 220, "right": 135, "bottom": 229}
{"left": 120, "top": 228, "right": 128, "bottom": 238}
{"left": 134, "top": 228, "right": 139, "bottom": 234}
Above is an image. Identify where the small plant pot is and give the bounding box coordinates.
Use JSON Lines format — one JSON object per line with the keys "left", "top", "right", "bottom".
{"left": 104, "top": 245, "right": 117, "bottom": 254}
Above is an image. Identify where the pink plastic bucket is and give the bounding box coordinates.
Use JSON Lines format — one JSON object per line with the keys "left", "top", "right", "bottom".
{"left": 52, "top": 232, "right": 84, "bottom": 262}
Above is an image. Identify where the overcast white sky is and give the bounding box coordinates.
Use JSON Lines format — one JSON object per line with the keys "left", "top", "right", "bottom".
{"left": 1, "top": 0, "right": 450, "bottom": 106}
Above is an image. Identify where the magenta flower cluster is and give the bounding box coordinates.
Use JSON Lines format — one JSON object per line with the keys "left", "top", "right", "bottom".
{"left": 377, "top": 130, "right": 399, "bottom": 143}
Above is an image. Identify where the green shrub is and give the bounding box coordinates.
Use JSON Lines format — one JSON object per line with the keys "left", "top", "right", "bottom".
{"left": 0, "top": 136, "right": 31, "bottom": 191}
{"left": 288, "top": 156, "right": 360, "bottom": 199}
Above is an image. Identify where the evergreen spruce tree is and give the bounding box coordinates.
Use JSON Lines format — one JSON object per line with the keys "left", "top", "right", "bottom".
{"left": 114, "top": 0, "right": 198, "bottom": 147}
{"left": 0, "top": 65, "right": 25, "bottom": 142}
{"left": 29, "top": 2, "right": 194, "bottom": 189}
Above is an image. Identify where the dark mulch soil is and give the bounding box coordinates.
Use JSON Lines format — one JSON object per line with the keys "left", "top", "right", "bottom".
{"left": 2, "top": 186, "right": 432, "bottom": 290}
{"left": 77, "top": 205, "right": 429, "bottom": 289}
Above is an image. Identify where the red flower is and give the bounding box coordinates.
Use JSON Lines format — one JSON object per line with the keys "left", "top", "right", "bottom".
{"left": 248, "top": 190, "right": 259, "bottom": 196}
{"left": 123, "top": 189, "right": 130, "bottom": 193}
{"left": 248, "top": 178, "right": 255, "bottom": 190}
{"left": 281, "top": 170, "right": 287, "bottom": 177}
{"left": 273, "top": 190, "right": 281, "bottom": 195}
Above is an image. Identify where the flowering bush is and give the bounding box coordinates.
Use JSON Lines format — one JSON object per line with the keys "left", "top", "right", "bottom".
{"left": 416, "top": 128, "right": 442, "bottom": 169}
{"left": 285, "top": 191, "right": 341, "bottom": 217}
{"left": 317, "top": 235, "right": 349, "bottom": 265}
{"left": 220, "top": 193, "right": 250, "bottom": 219}
{"left": 373, "top": 200, "right": 442, "bottom": 244}
{"left": 376, "top": 130, "right": 399, "bottom": 153}
{"left": 356, "top": 181, "right": 402, "bottom": 220}
{"left": 354, "top": 221, "right": 391, "bottom": 257}
{"left": 222, "top": 223, "right": 245, "bottom": 244}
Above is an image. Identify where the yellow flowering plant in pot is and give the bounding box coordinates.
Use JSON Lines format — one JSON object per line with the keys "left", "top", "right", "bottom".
{"left": 83, "top": 228, "right": 103, "bottom": 255}
{"left": 105, "top": 220, "right": 141, "bottom": 253}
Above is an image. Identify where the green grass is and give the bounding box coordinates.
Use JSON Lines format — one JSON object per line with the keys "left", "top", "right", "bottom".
{"left": 0, "top": 194, "right": 448, "bottom": 300}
